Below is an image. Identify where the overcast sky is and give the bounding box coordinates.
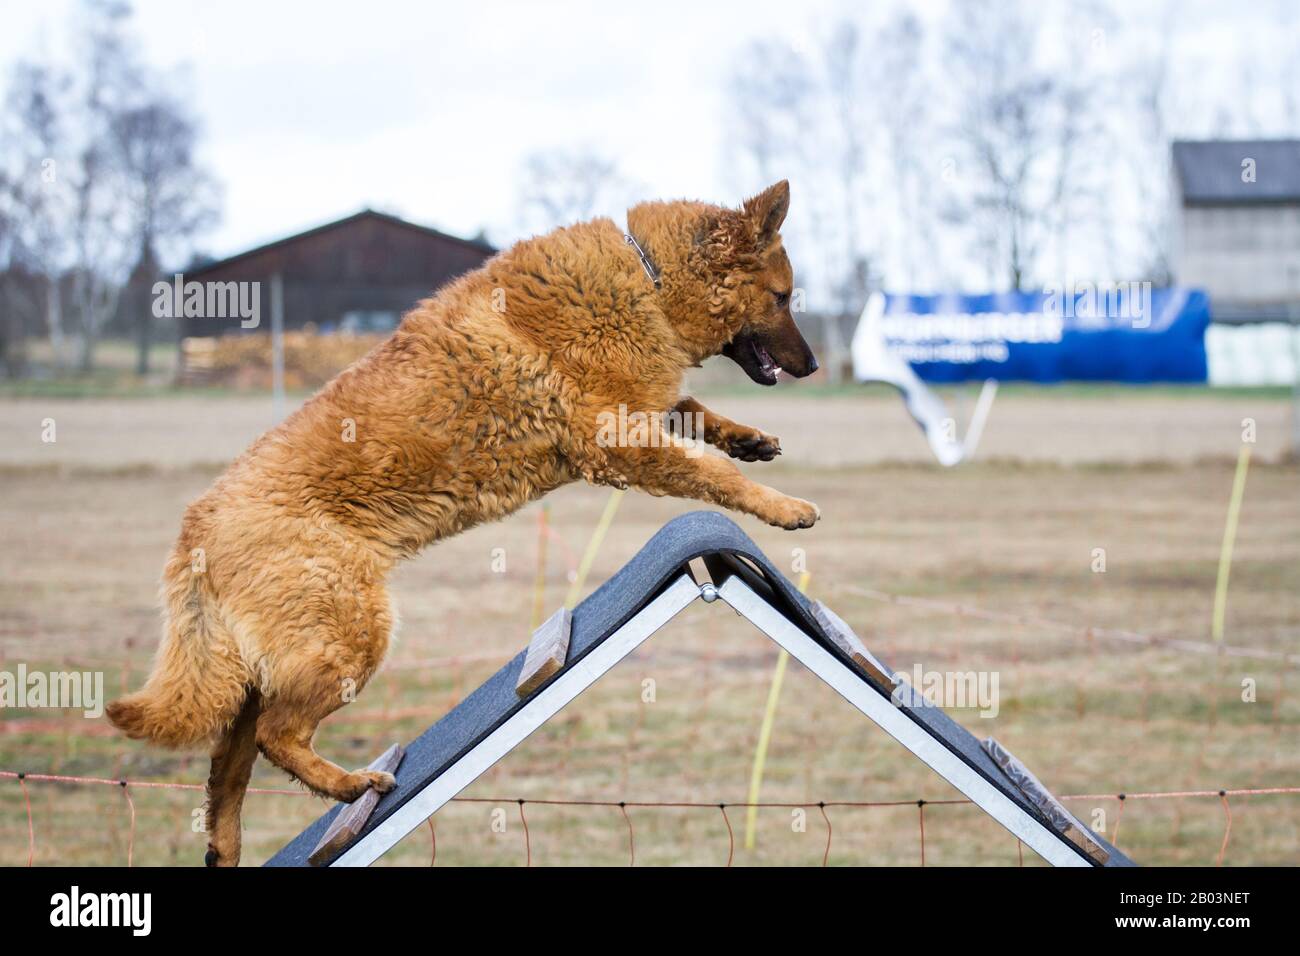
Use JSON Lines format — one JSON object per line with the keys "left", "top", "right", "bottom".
{"left": 4, "top": 0, "right": 857, "bottom": 255}
{"left": 4, "top": 0, "right": 1297, "bottom": 277}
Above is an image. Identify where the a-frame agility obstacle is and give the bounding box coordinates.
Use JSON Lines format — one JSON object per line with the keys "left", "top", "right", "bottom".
{"left": 268, "top": 511, "right": 1135, "bottom": 867}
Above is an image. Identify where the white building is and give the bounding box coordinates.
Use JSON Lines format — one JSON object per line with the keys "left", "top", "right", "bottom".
{"left": 1171, "top": 140, "right": 1300, "bottom": 386}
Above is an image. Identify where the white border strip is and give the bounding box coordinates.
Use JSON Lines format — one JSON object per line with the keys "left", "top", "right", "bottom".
{"left": 332, "top": 574, "right": 701, "bottom": 867}
{"left": 717, "top": 576, "right": 1090, "bottom": 867}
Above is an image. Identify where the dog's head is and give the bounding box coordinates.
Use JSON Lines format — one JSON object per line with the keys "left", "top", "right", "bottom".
{"left": 627, "top": 180, "right": 818, "bottom": 385}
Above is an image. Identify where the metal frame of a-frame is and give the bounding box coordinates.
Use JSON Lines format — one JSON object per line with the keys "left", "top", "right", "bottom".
{"left": 267, "top": 512, "right": 1134, "bottom": 868}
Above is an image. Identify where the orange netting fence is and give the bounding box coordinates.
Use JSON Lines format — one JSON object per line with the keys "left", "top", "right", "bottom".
{"left": 2, "top": 769, "right": 1296, "bottom": 867}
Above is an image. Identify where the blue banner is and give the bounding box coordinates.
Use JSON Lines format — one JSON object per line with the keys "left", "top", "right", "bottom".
{"left": 854, "top": 287, "right": 1210, "bottom": 384}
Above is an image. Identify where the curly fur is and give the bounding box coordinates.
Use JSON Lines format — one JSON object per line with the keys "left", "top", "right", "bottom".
{"left": 105, "top": 180, "right": 820, "bottom": 865}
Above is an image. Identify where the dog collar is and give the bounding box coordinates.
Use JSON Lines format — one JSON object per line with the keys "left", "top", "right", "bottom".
{"left": 624, "top": 232, "right": 661, "bottom": 289}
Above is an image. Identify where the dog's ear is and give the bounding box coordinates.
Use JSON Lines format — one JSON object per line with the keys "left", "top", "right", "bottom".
{"left": 742, "top": 180, "right": 790, "bottom": 248}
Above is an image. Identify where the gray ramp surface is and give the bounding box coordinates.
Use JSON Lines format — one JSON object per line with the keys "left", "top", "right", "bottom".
{"left": 266, "top": 509, "right": 1133, "bottom": 867}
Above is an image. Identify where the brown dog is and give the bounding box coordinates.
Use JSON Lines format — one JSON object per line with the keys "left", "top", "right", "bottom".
{"left": 106, "top": 180, "right": 820, "bottom": 865}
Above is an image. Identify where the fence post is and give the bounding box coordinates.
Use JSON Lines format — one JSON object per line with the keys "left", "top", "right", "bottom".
{"left": 271, "top": 272, "right": 285, "bottom": 423}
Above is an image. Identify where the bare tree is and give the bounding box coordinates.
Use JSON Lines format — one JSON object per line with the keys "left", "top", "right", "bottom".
{"left": 942, "top": 0, "right": 1104, "bottom": 290}
{"left": 722, "top": 0, "right": 1289, "bottom": 303}
{"left": 2, "top": 61, "right": 73, "bottom": 370}
{"left": 821, "top": 21, "right": 876, "bottom": 316}
{"left": 725, "top": 20, "right": 893, "bottom": 382}
{"left": 724, "top": 38, "right": 862, "bottom": 377}
{"left": 69, "top": 0, "right": 149, "bottom": 372}
{"left": 109, "top": 97, "right": 220, "bottom": 373}
{"left": 1, "top": 0, "right": 218, "bottom": 376}
{"left": 1126, "top": 5, "right": 1179, "bottom": 284}
{"left": 1282, "top": 0, "right": 1300, "bottom": 133}
{"left": 0, "top": 176, "right": 30, "bottom": 377}
{"left": 871, "top": 10, "right": 934, "bottom": 290}
{"left": 724, "top": 39, "right": 814, "bottom": 185}
{"left": 517, "top": 150, "right": 635, "bottom": 233}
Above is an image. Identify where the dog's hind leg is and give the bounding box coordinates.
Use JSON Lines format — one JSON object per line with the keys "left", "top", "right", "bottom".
{"left": 255, "top": 694, "right": 396, "bottom": 803}
{"left": 248, "top": 560, "right": 396, "bottom": 803}
{"left": 204, "top": 689, "right": 261, "bottom": 867}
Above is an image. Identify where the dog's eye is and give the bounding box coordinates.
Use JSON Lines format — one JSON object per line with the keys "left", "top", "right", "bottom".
{"left": 772, "top": 290, "right": 790, "bottom": 308}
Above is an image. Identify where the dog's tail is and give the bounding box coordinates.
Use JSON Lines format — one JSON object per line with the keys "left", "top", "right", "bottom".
{"left": 106, "top": 558, "right": 250, "bottom": 748}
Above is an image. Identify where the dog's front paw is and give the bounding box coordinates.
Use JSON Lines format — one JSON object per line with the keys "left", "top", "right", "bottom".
{"left": 763, "top": 495, "right": 820, "bottom": 530}
{"left": 723, "top": 428, "right": 782, "bottom": 462}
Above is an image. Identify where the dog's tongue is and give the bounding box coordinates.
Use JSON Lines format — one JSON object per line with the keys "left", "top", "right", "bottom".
{"left": 754, "top": 340, "right": 780, "bottom": 376}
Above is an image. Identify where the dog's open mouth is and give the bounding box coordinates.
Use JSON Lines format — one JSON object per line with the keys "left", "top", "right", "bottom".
{"left": 723, "top": 330, "right": 783, "bottom": 386}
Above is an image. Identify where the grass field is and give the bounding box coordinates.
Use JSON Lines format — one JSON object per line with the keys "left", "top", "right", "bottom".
{"left": 0, "top": 377, "right": 1297, "bottom": 866}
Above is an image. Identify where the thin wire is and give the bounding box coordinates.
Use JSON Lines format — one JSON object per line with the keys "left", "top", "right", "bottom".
{"left": 917, "top": 801, "right": 927, "bottom": 867}
{"left": 818, "top": 803, "right": 832, "bottom": 867}
{"left": 2, "top": 770, "right": 1296, "bottom": 866}
{"left": 518, "top": 800, "right": 531, "bottom": 867}
{"left": 18, "top": 775, "right": 33, "bottom": 867}
{"left": 1217, "top": 791, "right": 1232, "bottom": 867}
{"left": 619, "top": 802, "right": 635, "bottom": 867}
{"left": 2, "top": 770, "right": 1294, "bottom": 807}
{"left": 719, "top": 805, "right": 734, "bottom": 867}
{"left": 120, "top": 782, "right": 136, "bottom": 868}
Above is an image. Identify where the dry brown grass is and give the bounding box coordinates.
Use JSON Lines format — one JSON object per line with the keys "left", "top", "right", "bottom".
{"left": 181, "top": 332, "right": 386, "bottom": 389}
{"left": 0, "top": 386, "right": 1297, "bottom": 866}
{"left": 1, "top": 386, "right": 1294, "bottom": 471}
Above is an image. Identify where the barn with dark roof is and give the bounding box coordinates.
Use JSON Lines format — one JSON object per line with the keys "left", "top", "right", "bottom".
{"left": 176, "top": 209, "right": 495, "bottom": 340}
